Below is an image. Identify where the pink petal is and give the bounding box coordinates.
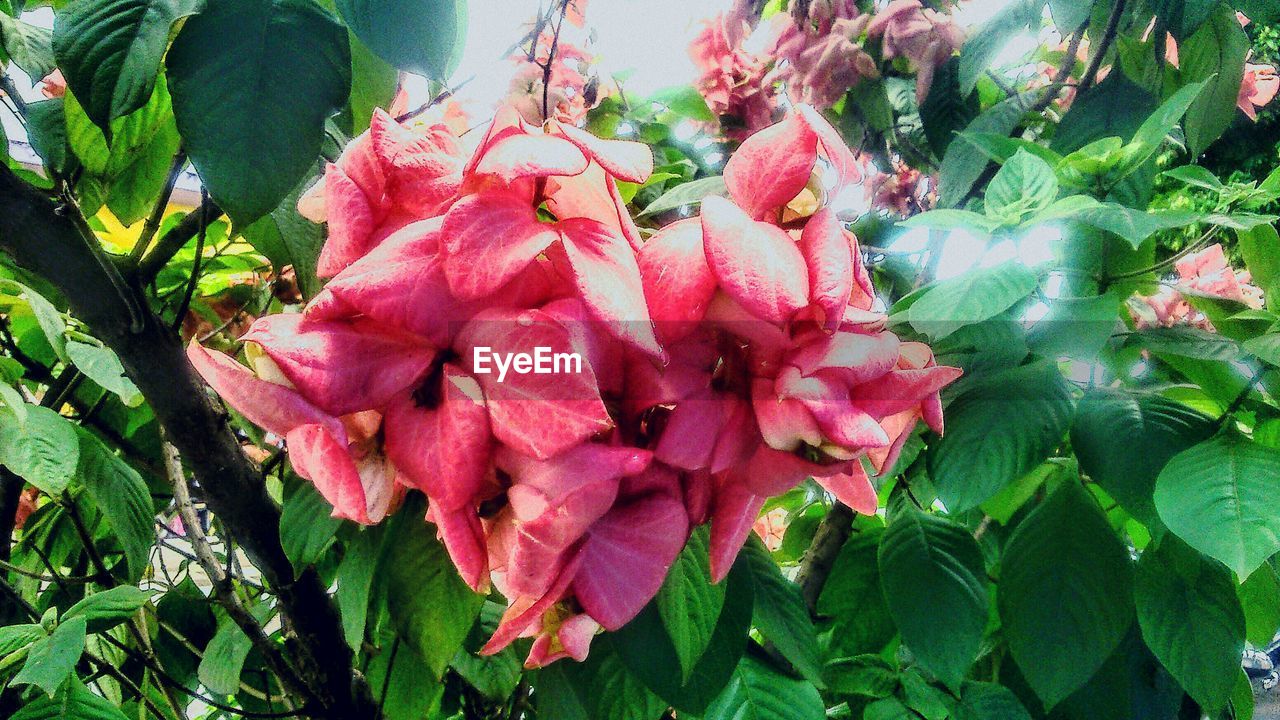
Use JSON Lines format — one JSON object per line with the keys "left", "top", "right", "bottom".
{"left": 427, "top": 502, "right": 490, "bottom": 592}
{"left": 788, "top": 331, "right": 901, "bottom": 385}
{"left": 186, "top": 342, "right": 345, "bottom": 441}
{"left": 315, "top": 165, "right": 376, "bottom": 278}
{"left": 638, "top": 218, "right": 717, "bottom": 344}
{"left": 797, "top": 104, "right": 863, "bottom": 192}
{"left": 442, "top": 191, "right": 560, "bottom": 300}
{"left": 852, "top": 366, "right": 964, "bottom": 420}
{"left": 741, "top": 445, "right": 824, "bottom": 498}
{"left": 573, "top": 487, "right": 689, "bottom": 629}
{"left": 242, "top": 314, "right": 436, "bottom": 417}
{"left": 557, "top": 217, "right": 662, "bottom": 358}
{"left": 752, "top": 378, "right": 824, "bottom": 452}
{"left": 723, "top": 111, "right": 818, "bottom": 219}
{"left": 701, "top": 196, "right": 810, "bottom": 324}
{"left": 554, "top": 122, "right": 654, "bottom": 183}
{"left": 815, "top": 462, "right": 878, "bottom": 515}
{"left": 655, "top": 389, "right": 724, "bottom": 470}
{"left": 709, "top": 478, "right": 766, "bottom": 583}
{"left": 800, "top": 208, "right": 854, "bottom": 332}
{"left": 482, "top": 549, "right": 584, "bottom": 655}
{"left": 382, "top": 367, "right": 491, "bottom": 509}
{"left": 285, "top": 424, "right": 373, "bottom": 524}
{"left": 475, "top": 133, "right": 590, "bottom": 182}
{"left": 457, "top": 309, "right": 613, "bottom": 459}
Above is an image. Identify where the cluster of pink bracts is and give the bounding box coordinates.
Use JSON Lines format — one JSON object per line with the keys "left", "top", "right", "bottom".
{"left": 189, "top": 104, "right": 959, "bottom": 667}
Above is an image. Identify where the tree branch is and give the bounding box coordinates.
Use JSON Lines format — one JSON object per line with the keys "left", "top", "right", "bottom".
{"left": 0, "top": 163, "right": 375, "bottom": 719}
{"left": 793, "top": 503, "right": 854, "bottom": 614}
{"left": 137, "top": 195, "right": 223, "bottom": 285}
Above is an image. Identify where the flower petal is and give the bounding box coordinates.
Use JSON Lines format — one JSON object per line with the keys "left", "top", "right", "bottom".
{"left": 554, "top": 122, "right": 654, "bottom": 183}
{"left": 708, "top": 478, "right": 766, "bottom": 583}
{"left": 638, "top": 218, "right": 717, "bottom": 344}
{"left": 285, "top": 424, "right": 373, "bottom": 524}
{"left": 723, "top": 111, "right": 818, "bottom": 219}
{"left": 475, "top": 133, "right": 590, "bottom": 182}
{"left": 442, "top": 191, "right": 560, "bottom": 300}
{"left": 701, "top": 196, "right": 810, "bottom": 324}
{"left": 799, "top": 208, "right": 854, "bottom": 331}
{"left": 815, "top": 462, "right": 878, "bottom": 515}
{"left": 558, "top": 217, "right": 662, "bottom": 358}
{"left": 315, "top": 164, "right": 376, "bottom": 278}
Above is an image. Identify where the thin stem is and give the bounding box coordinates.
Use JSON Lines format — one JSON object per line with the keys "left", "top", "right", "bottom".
{"left": 128, "top": 152, "right": 188, "bottom": 265}
{"left": 170, "top": 190, "right": 208, "bottom": 331}
{"left": 1078, "top": 0, "right": 1127, "bottom": 94}
{"left": 1102, "top": 227, "right": 1218, "bottom": 282}
{"left": 0, "top": 557, "right": 98, "bottom": 584}
{"left": 137, "top": 195, "right": 223, "bottom": 285}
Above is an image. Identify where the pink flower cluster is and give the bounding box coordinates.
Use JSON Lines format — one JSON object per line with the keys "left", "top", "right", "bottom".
{"left": 689, "top": 0, "right": 962, "bottom": 137}
{"left": 189, "top": 103, "right": 958, "bottom": 667}
{"left": 1133, "top": 244, "right": 1264, "bottom": 329}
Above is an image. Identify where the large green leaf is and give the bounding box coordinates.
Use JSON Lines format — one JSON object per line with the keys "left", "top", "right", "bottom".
{"left": 243, "top": 170, "right": 327, "bottom": 299}
{"left": 535, "top": 640, "right": 666, "bottom": 720}
{"left": 1052, "top": 74, "right": 1156, "bottom": 154}
{"left": 611, "top": 555, "right": 753, "bottom": 714}
{"left": 999, "top": 481, "right": 1134, "bottom": 709}
{"left": 919, "top": 57, "right": 977, "bottom": 157}
{"left": 656, "top": 526, "right": 726, "bottom": 682}
{"left": 1179, "top": 3, "right": 1249, "bottom": 155}
{"left": 52, "top": 0, "right": 203, "bottom": 129}
{"left": 938, "top": 91, "right": 1037, "bottom": 206}
{"left": 702, "top": 655, "right": 825, "bottom": 720}
{"left": 1239, "top": 563, "right": 1280, "bottom": 646}
{"left": 741, "top": 537, "right": 823, "bottom": 685}
{"left": 1071, "top": 389, "right": 1216, "bottom": 529}
{"left": 639, "top": 175, "right": 729, "bottom": 217}
{"left": 12, "top": 679, "right": 131, "bottom": 720}
{"left": 0, "top": 406, "right": 79, "bottom": 496}
{"left": 380, "top": 502, "right": 483, "bottom": 677}
{"left": 1072, "top": 204, "right": 1202, "bottom": 249}
{"left": 985, "top": 150, "right": 1058, "bottom": 223}
{"left": 279, "top": 478, "right": 342, "bottom": 571}
{"left": 878, "top": 508, "right": 988, "bottom": 689}
{"left": 929, "top": 361, "right": 1074, "bottom": 512}
{"left": 1154, "top": 433, "right": 1280, "bottom": 577}
{"left": 63, "top": 586, "right": 149, "bottom": 633}
{"left": 166, "top": 0, "right": 351, "bottom": 225}
{"left": 1135, "top": 536, "right": 1244, "bottom": 713}
{"left": 336, "top": 525, "right": 382, "bottom": 650}
{"left": 1238, "top": 224, "right": 1280, "bottom": 309}
{"left": 66, "top": 341, "right": 142, "bottom": 407}
{"left": 817, "top": 530, "right": 896, "bottom": 656}
{"left": 13, "top": 616, "right": 87, "bottom": 697}
{"left": 0, "top": 624, "right": 45, "bottom": 657}
{"left": 952, "top": 681, "right": 1033, "bottom": 720}
{"left": 336, "top": 0, "right": 464, "bottom": 81}
{"left": 908, "top": 262, "right": 1039, "bottom": 340}
{"left": 340, "top": 31, "right": 398, "bottom": 135}
{"left": 0, "top": 13, "right": 55, "bottom": 79}
{"left": 77, "top": 427, "right": 155, "bottom": 582}
{"left": 198, "top": 604, "right": 272, "bottom": 696}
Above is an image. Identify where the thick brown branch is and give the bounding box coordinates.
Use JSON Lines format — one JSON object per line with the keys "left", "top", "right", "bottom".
{"left": 0, "top": 163, "right": 375, "bottom": 719}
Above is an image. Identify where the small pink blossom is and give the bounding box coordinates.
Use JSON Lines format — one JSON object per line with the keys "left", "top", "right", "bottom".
{"left": 867, "top": 0, "right": 964, "bottom": 103}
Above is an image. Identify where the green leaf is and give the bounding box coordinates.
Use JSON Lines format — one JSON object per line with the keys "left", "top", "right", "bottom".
{"left": 1025, "top": 291, "right": 1119, "bottom": 361}
{"left": 823, "top": 654, "right": 898, "bottom": 698}
{"left": 938, "top": 91, "right": 1037, "bottom": 207}
{"left": 336, "top": 526, "right": 382, "bottom": 650}
{"left": 864, "top": 697, "right": 916, "bottom": 720}
{"left": 0, "top": 405, "right": 80, "bottom": 496}
{"left": 1135, "top": 536, "right": 1245, "bottom": 713}
{"left": 166, "top": 0, "right": 352, "bottom": 225}
{"left": 1240, "top": 224, "right": 1280, "bottom": 310}
{"left": 901, "top": 669, "right": 950, "bottom": 720}
{"left": 64, "top": 586, "right": 149, "bottom": 634}
{"left": 959, "top": 132, "right": 1063, "bottom": 167}
{"left": 650, "top": 85, "right": 716, "bottom": 122}
{"left": 12, "top": 679, "right": 131, "bottom": 720}
{"left": 66, "top": 341, "right": 143, "bottom": 406}
{"left": 243, "top": 170, "right": 328, "bottom": 300}
{"left": 908, "top": 262, "right": 1039, "bottom": 340}
{"left": 920, "top": 57, "right": 977, "bottom": 157}
{"left": 952, "top": 681, "right": 1033, "bottom": 720}
{"left": 958, "top": 0, "right": 1042, "bottom": 94}
{"left": 336, "top": 0, "right": 464, "bottom": 81}
{"left": 878, "top": 508, "right": 987, "bottom": 688}
{"left": 198, "top": 606, "right": 270, "bottom": 696}
{"left": 638, "top": 175, "right": 729, "bottom": 217}
{"left": 77, "top": 428, "right": 154, "bottom": 582}
{"left": 985, "top": 150, "right": 1058, "bottom": 222}
{"left": 1071, "top": 389, "right": 1216, "bottom": 529}
{"left": 1047, "top": 0, "right": 1091, "bottom": 33}
{"left": 702, "top": 655, "right": 825, "bottom": 720}
{"left": 818, "top": 531, "right": 896, "bottom": 656}
{"left": 365, "top": 635, "right": 444, "bottom": 720}
{"left": 1239, "top": 563, "right": 1280, "bottom": 647}
{"left": 1180, "top": 4, "right": 1249, "bottom": 155}
{"left": 13, "top": 615, "right": 87, "bottom": 697}
{"left": 536, "top": 641, "right": 665, "bottom": 720}
{"left": 25, "top": 99, "right": 74, "bottom": 177}
{"left": 999, "top": 481, "right": 1134, "bottom": 709}
{"left": 1161, "top": 164, "right": 1224, "bottom": 191}
{"left": 1154, "top": 433, "right": 1280, "bottom": 577}
{"left": 0, "top": 13, "right": 55, "bottom": 80}
{"left": 0, "top": 624, "right": 45, "bottom": 658}
{"left": 741, "top": 537, "right": 823, "bottom": 685}
{"left": 340, "top": 31, "right": 398, "bottom": 135}
{"left": 0, "top": 279, "right": 68, "bottom": 362}
{"left": 656, "top": 526, "right": 726, "bottom": 682}
{"left": 611, "top": 555, "right": 753, "bottom": 714}
{"left": 279, "top": 478, "right": 342, "bottom": 571}
{"left": 1072, "top": 204, "right": 1202, "bottom": 248}
{"left": 1128, "top": 325, "right": 1240, "bottom": 360}
{"left": 52, "top": 0, "right": 203, "bottom": 129}
{"left": 1052, "top": 74, "right": 1155, "bottom": 154}
{"left": 1244, "top": 334, "right": 1280, "bottom": 367}
{"left": 929, "top": 361, "right": 1075, "bottom": 512}
{"left": 380, "top": 501, "right": 483, "bottom": 678}
{"left": 1129, "top": 80, "right": 1208, "bottom": 158}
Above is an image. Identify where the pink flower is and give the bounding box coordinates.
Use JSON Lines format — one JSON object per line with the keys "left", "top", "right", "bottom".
{"left": 867, "top": 0, "right": 964, "bottom": 103}
{"left": 1239, "top": 62, "right": 1279, "bottom": 120}
{"left": 1131, "top": 244, "right": 1264, "bottom": 330}
{"left": 769, "top": 12, "right": 878, "bottom": 109}
{"left": 507, "top": 28, "right": 600, "bottom": 125}
{"left": 689, "top": 12, "right": 779, "bottom": 138}
{"left": 37, "top": 70, "right": 66, "bottom": 99}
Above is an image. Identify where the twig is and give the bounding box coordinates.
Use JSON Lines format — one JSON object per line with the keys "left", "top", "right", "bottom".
{"left": 539, "top": 0, "right": 572, "bottom": 123}
{"left": 161, "top": 438, "right": 315, "bottom": 706}
{"left": 394, "top": 77, "right": 475, "bottom": 123}
{"left": 0, "top": 74, "right": 28, "bottom": 116}
{"left": 1030, "top": 27, "right": 1086, "bottom": 113}
{"left": 794, "top": 503, "right": 854, "bottom": 614}
{"left": 1102, "top": 227, "right": 1218, "bottom": 283}
{"left": 137, "top": 195, "right": 223, "bottom": 284}
{"left": 128, "top": 152, "right": 188, "bottom": 265}
{"left": 0, "top": 557, "right": 97, "bottom": 584}
{"left": 171, "top": 190, "right": 208, "bottom": 331}
{"left": 1077, "top": 0, "right": 1127, "bottom": 94}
